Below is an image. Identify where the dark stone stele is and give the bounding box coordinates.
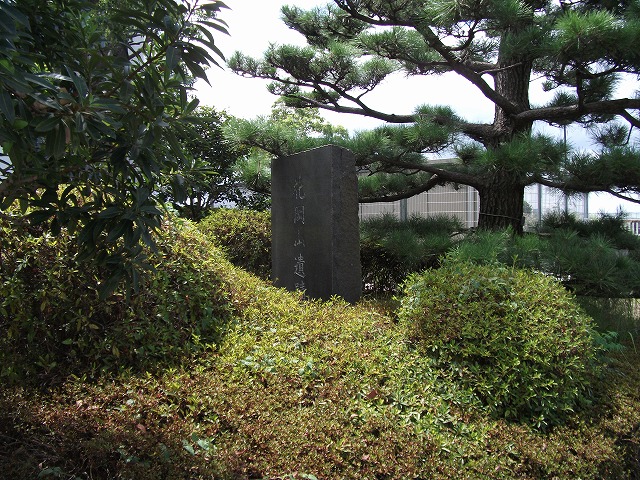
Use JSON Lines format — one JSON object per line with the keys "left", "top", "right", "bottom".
{"left": 271, "top": 145, "right": 362, "bottom": 303}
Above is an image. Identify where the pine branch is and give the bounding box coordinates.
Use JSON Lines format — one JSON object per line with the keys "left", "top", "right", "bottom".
{"left": 468, "top": 61, "right": 499, "bottom": 74}
{"left": 284, "top": 93, "right": 416, "bottom": 123}
{"left": 621, "top": 110, "right": 640, "bottom": 129}
{"left": 459, "top": 123, "right": 499, "bottom": 144}
{"left": 367, "top": 156, "right": 484, "bottom": 188}
{"left": 515, "top": 98, "right": 640, "bottom": 124}
{"left": 336, "top": 0, "right": 410, "bottom": 28}
{"left": 605, "top": 189, "right": 640, "bottom": 204}
{"left": 534, "top": 175, "right": 640, "bottom": 204}
{"left": 414, "top": 28, "right": 522, "bottom": 115}
{"left": 359, "top": 174, "right": 443, "bottom": 203}
{"left": 335, "top": 0, "right": 520, "bottom": 114}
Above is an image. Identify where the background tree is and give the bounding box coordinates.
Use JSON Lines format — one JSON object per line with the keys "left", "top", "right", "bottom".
{"left": 224, "top": 100, "right": 348, "bottom": 209}
{"left": 229, "top": 0, "right": 640, "bottom": 232}
{"left": 161, "top": 106, "right": 247, "bottom": 221}
{"left": 0, "top": 0, "right": 228, "bottom": 292}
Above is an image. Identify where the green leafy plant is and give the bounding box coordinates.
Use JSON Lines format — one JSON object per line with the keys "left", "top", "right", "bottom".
{"left": 197, "top": 208, "right": 272, "bottom": 279}
{"left": 0, "top": 0, "right": 229, "bottom": 294}
{"left": 397, "top": 259, "right": 600, "bottom": 428}
{"left": 160, "top": 108, "right": 248, "bottom": 221}
{"left": 0, "top": 209, "right": 233, "bottom": 385}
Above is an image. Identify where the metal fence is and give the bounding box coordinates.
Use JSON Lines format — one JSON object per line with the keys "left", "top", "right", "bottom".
{"left": 625, "top": 218, "right": 640, "bottom": 235}
{"left": 359, "top": 183, "right": 589, "bottom": 230}
{"left": 359, "top": 184, "right": 479, "bottom": 228}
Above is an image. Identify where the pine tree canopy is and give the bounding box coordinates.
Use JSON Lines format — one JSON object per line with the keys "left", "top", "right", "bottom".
{"left": 229, "top": 0, "right": 640, "bottom": 231}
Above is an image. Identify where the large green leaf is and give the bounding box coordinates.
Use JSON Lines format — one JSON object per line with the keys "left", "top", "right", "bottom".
{"left": 0, "top": 91, "right": 15, "bottom": 124}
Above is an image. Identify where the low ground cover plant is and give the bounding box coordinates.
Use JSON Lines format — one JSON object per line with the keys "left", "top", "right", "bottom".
{"left": 1, "top": 212, "right": 639, "bottom": 478}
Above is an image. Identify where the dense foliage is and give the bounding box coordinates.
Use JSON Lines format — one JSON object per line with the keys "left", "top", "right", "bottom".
{"left": 452, "top": 216, "right": 640, "bottom": 297}
{"left": 0, "top": 213, "right": 639, "bottom": 478}
{"left": 196, "top": 208, "right": 640, "bottom": 297}
{"left": 541, "top": 211, "right": 640, "bottom": 254}
{"left": 197, "top": 208, "right": 271, "bottom": 279}
{"left": 196, "top": 209, "right": 464, "bottom": 292}
{"left": 0, "top": 0, "right": 228, "bottom": 292}
{"left": 398, "top": 259, "right": 599, "bottom": 428}
{"left": 162, "top": 107, "right": 247, "bottom": 221}
{"left": 360, "top": 213, "right": 462, "bottom": 293}
{"left": 222, "top": 101, "right": 349, "bottom": 205}
{"left": 0, "top": 210, "right": 232, "bottom": 385}
{"left": 230, "top": 0, "right": 640, "bottom": 232}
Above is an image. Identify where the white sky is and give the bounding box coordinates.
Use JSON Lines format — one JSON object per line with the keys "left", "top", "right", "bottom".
{"left": 195, "top": 0, "right": 639, "bottom": 215}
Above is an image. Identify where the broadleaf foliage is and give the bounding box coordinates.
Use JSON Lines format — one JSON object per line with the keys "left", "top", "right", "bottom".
{"left": 0, "top": 0, "right": 228, "bottom": 294}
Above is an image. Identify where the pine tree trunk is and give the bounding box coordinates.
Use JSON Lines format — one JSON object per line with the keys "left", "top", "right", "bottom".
{"left": 473, "top": 24, "right": 532, "bottom": 235}
{"left": 476, "top": 170, "right": 525, "bottom": 233}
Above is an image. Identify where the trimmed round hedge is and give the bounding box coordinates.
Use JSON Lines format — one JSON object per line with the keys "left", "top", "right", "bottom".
{"left": 397, "top": 260, "right": 599, "bottom": 427}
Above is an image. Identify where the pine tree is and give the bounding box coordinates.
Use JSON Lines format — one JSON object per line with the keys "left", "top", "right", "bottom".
{"left": 229, "top": 0, "right": 640, "bottom": 232}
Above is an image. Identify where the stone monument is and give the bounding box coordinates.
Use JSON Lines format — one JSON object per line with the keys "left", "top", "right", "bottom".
{"left": 271, "top": 145, "right": 361, "bottom": 303}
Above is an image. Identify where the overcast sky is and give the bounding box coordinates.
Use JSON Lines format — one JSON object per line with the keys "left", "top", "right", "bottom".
{"left": 195, "top": 0, "right": 639, "bottom": 214}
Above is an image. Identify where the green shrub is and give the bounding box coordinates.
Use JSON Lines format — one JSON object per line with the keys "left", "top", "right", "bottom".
{"left": 0, "top": 213, "right": 233, "bottom": 385}
{"left": 360, "top": 214, "right": 462, "bottom": 293}
{"left": 450, "top": 227, "right": 640, "bottom": 297}
{"left": 197, "top": 208, "right": 271, "bottom": 279}
{"left": 545, "top": 230, "right": 640, "bottom": 297}
{"left": 397, "top": 259, "right": 599, "bottom": 428}
{"left": 542, "top": 211, "right": 640, "bottom": 252}
{"left": 197, "top": 210, "right": 464, "bottom": 294}
{"left": 444, "top": 228, "right": 514, "bottom": 265}
{"left": 577, "top": 296, "right": 640, "bottom": 336}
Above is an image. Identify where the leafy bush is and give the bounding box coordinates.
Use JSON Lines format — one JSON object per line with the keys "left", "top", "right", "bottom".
{"left": 397, "top": 259, "right": 599, "bottom": 428}
{"left": 197, "top": 207, "right": 640, "bottom": 298}
{"left": 1, "top": 213, "right": 640, "bottom": 478}
{"left": 197, "top": 208, "right": 272, "bottom": 279}
{"left": 0, "top": 212, "right": 233, "bottom": 385}
{"left": 197, "top": 210, "right": 464, "bottom": 294}
{"left": 360, "top": 214, "right": 462, "bottom": 293}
